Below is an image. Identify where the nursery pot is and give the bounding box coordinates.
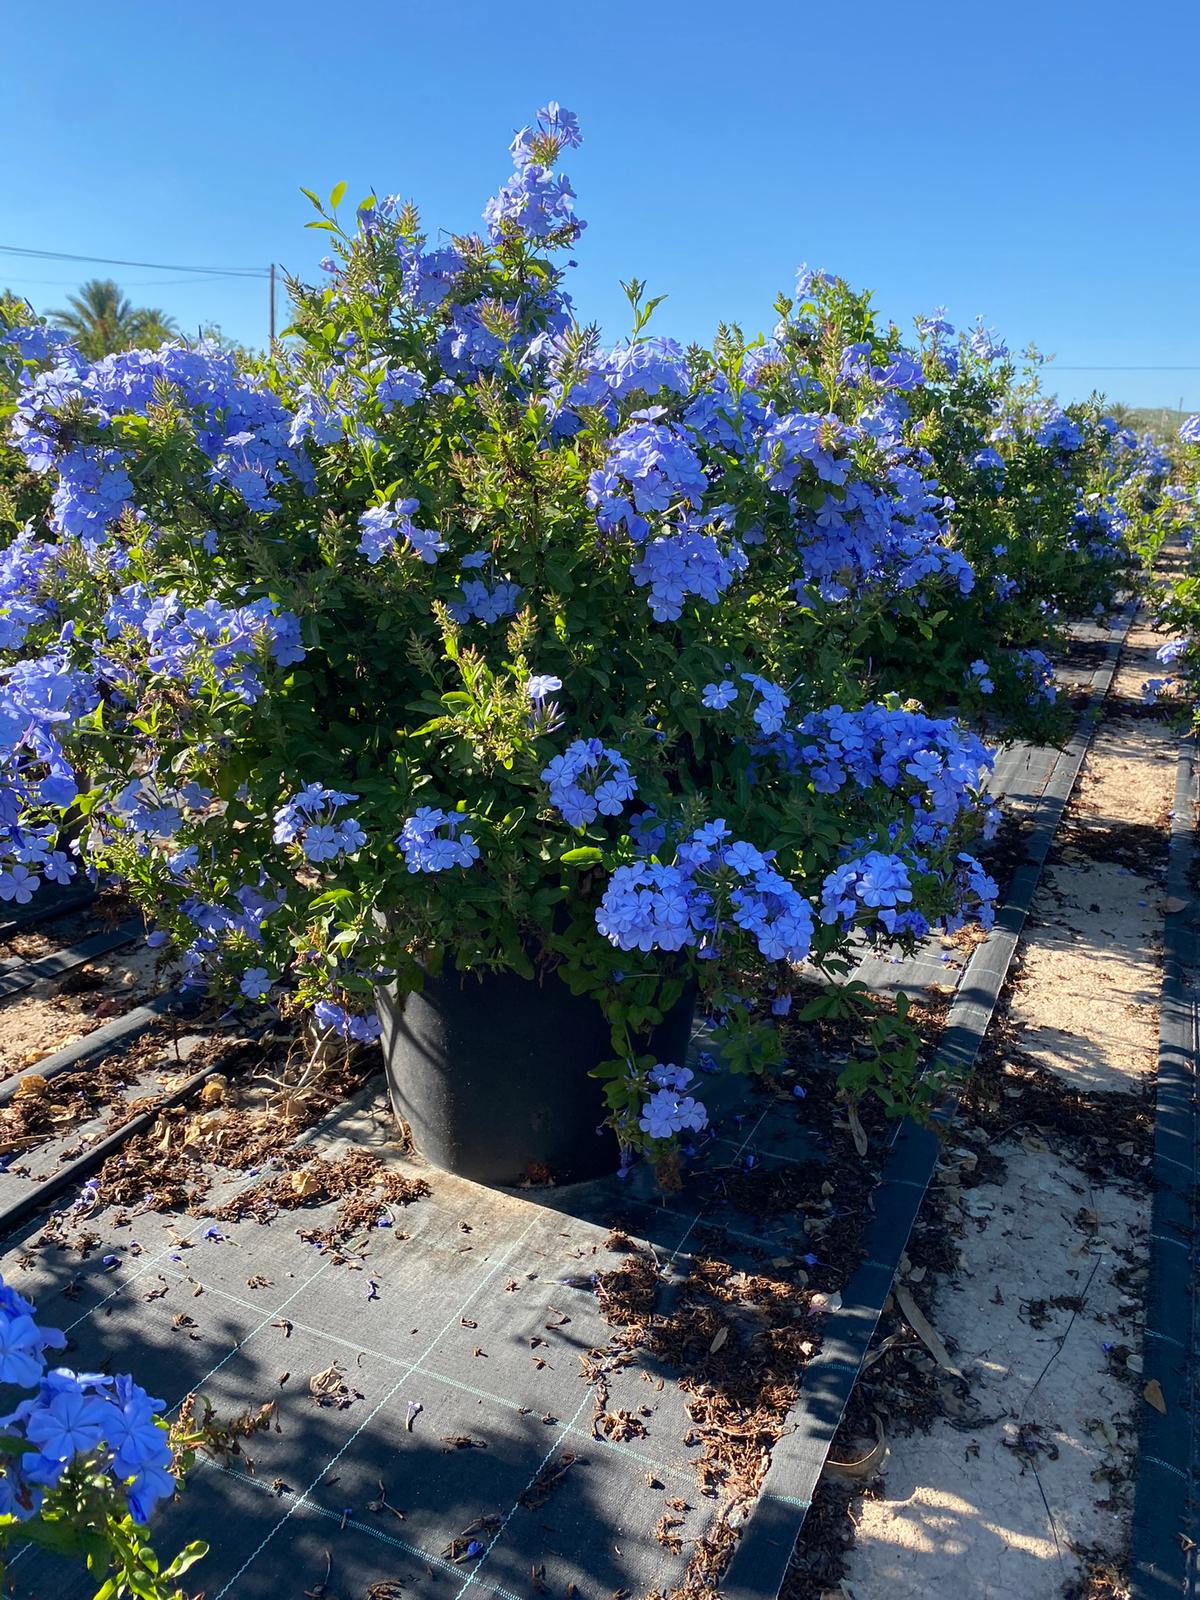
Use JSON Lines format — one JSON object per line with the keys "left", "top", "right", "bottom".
{"left": 375, "top": 964, "right": 695, "bottom": 1187}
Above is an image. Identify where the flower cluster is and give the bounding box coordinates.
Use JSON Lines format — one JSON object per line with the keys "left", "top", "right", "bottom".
{"left": 639, "top": 1062, "right": 708, "bottom": 1140}
{"left": 0, "top": 1277, "right": 174, "bottom": 1525}
{"left": 782, "top": 702, "right": 993, "bottom": 844}
{"left": 541, "top": 738, "right": 637, "bottom": 825}
{"left": 397, "top": 808, "right": 480, "bottom": 872}
{"left": 597, "top": 825, "right": 817, "bottom": 967}
{"left": 12, "top": 341, "right": 311, "bottom": 540}
{"left": 358, "top": 499, "right": 446, "bottom": 566}
{"left": 630, "top": 515, "right": 749, "bottom": 621}
{"left": 105, "top": 586, "right": 305, "bottom": 704}
{"left": 274, "top": 784, "right": 366, "bottom": 861}
{"left": 820, "top": 851, "right": 914, "bottom": 933}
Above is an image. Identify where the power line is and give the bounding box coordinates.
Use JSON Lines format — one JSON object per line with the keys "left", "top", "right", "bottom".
{"left": 0, "top": 244, "right": 267, "bottom": 279}
{"left": 3, "top": 273, "right": 233, "bottom": 288}
{"left": 1052, "top": 365, "right": 1200, "bottom": 372}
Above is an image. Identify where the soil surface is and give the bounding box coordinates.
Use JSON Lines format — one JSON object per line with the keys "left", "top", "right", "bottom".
{"left": 817, "top": 605, "right": 1175, "bottom": 1600}
{"left": 0, "top": 890, "right": 168, "bottom": 1082}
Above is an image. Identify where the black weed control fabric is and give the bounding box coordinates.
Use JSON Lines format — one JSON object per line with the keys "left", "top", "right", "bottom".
{"left": 1130, "top": 737, "right": 1200, "bottom": 1600}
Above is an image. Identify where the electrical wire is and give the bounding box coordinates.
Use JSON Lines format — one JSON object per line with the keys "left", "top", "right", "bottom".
{"left": 0, "top": 244, "right": 267, "bottom": 279}
{"left": 2, "top": 274, "right": 233, "bottom": 288}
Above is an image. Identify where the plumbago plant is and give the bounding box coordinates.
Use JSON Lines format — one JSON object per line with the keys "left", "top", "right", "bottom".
{"left": 1143, "top": 415, "right": 1200, "bottom": 713}
{"left": 0, "top": 1273, "right": 217, "bottom": 1600}
{"left": 899, "top": 319, "right": 1164, "bottom": 735}
{"left": 0, "top": 105, "right": 1029, "bottom": 1153}
{"left": 712, "top": 275, "right": 1163, "bottom": 747}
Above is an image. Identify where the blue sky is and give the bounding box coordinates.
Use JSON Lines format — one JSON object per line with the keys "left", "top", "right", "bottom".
{"left": 2, "top": 0, "right": 1196, "bottom": 410}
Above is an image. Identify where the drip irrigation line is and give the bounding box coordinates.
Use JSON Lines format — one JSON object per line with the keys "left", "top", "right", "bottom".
{"left": 0, "top": 918, "right": 142, "bottom": 1001}
{"left": 0, "top": 1057, "right": 222, "bottom": 1242}
{"left": 723, "top": 597, "right": 1139, "bottom": 1599}
{"left": 1129, "top": 735, "right": 1200, "bottom": 1600}
{"left": 0, "top": 1006, "right": 279, "bottom": 1242}
{"left": 0, "top": 987, "right": 190, "bottom": 1108}
{"left": 0, "top": 884, "right": 96, "bottom": 942}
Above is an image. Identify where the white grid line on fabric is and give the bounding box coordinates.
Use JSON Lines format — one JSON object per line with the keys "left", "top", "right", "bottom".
{"left": 211, "top": 1219, "right": 537, "bottom": 1599}
{"left": 217, "top": 1462, "right": 525, "bottom": 1600}
{"left": 666, "top": 1105, "right": 770, "bottom": 1268}
{"left": 457, "top": 1107, "right": 775, "bottom": 1594}
{"left": 408, "top": 1360, "right": 697, "bottom": 1485}
{"left": 452, "top": 1388, "right": 594, "bottom": 1599}
{"left": 164, "top": 1255, "right": 336, "bottom": 1416}
{"left": 135, "top": 1263, "right": 699, "bottom": 1485}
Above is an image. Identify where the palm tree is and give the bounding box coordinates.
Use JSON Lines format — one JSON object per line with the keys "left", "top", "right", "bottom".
{"left": 49, "top": 279, "right": 178, "bottom": 359}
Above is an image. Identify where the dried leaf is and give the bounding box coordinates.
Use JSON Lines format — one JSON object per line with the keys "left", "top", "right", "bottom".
{"left": 846, "top": 1102, "right": 869, "bottom": 1158}
{"left": 1144, "top": 1378, "right": 1167, "bottom": 1415}
{"left": 895, "top": 1283, "right": 962, "bottom": 1377}
{"left": 823, "top": 1415, "right": 888, "bottom": 1481}
{"left": 709, "top": 1326, "right": 729, "bottom": 1354}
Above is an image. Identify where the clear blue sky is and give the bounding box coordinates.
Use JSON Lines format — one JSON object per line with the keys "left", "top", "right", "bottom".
{"left": 2, "top": 0, "right": 1197, "bottom": 411}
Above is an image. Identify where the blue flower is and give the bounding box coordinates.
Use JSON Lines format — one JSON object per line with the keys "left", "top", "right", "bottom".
{"left": 0, "top": 1306, "right": 64, "bottom": 1388}
{"left": 127, "top": 1462, "right": 176, "bottom": 1524}
{"left": 397, "top": 808, "right": 480, "bottom": 873}
{"left": 509, "top": 103, "right": 583, "bottom": 168}
{"left": 648, "top": 1063, "right": 694, "bottom": 1092}
{"left": 446, "top": 576, "right": 522, "bottom": 625}
{"left": 541, "top": 739, "right": 637, "bottom": 828}
{"left": 357, "top": 499, "right": 446, "bottom": 566}
{"left": 240, "top": 967, "right": 272, "bottom": 1001}
{"left": 23, "top": 1384, "right": 110, "bottom": 1462}
{"left": 313, "top": 1001, "right": 383, "bottom": 1042}
{"left": 0, "top": 865, "right": 37, "bottom": 904}
{"left": 527, "top": 675, "right": 562, "bottom": 702}
{"left": 639, "top": 1088, "right": 708, "bottom": 1140}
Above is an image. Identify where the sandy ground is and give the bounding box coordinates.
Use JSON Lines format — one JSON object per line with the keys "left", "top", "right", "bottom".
{"left": 0, "top": 940, "right": 168, "bottom": 1079}
{"left": 839, "top": 610, "right": 1175, "bottom": 1600}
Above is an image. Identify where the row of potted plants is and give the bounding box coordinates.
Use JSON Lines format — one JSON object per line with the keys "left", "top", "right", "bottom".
{"left": 0, "top": 101, "right": 1190, "bottom": 1595}
{"left": 0, "top": 104, "right": 1178, "bottom": 1189}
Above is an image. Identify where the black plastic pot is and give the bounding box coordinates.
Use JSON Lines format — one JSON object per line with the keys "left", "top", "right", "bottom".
{"left": 375, "top": 965, "right": 695, "bottom": 1187}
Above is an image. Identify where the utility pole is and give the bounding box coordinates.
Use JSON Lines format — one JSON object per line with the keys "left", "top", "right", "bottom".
{"left": 269, "top": 263, "right": 276, "bottom": 344}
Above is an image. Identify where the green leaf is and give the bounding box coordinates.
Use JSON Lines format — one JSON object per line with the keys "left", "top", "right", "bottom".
{"left": 560, "top": 846, "right": 603, "bottom": 866}
{"left": 162, "top": 1541, "right": 209, "bottom": 1578}
{"left": 330, "top": 181, "right": 347, "bottom": 211}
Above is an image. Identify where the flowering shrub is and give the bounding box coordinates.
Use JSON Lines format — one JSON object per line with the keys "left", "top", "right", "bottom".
{"left": 1142, "top": 416, "right": 1200, "bottom": 711}
{"left": 879, "top": 313, "right": 1169, "bottom": 736}
{"left": 0, "top": 105, "right": 1156, "bottom": 1151}
{"left": 0, "top": 1274, "right": 207, "bottom": 1599}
